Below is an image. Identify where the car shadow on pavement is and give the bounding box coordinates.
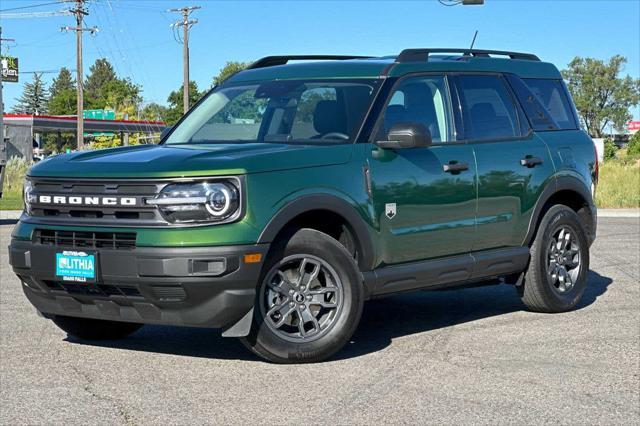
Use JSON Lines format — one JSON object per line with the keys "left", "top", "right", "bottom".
{"left": 0, "top": 219, "right": 18, "bottom": 225}
{"left": 66, "top": 325, "right": 258, "bottom": 361}
{"left": 336, "top": 269, "right": 613, "bottom": 360}
{"left": 66, "top": 270, "right": 612, "bottom": 362}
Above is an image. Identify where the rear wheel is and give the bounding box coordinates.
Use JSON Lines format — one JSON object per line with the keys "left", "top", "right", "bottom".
{"left": 51, "top": 315, "right": 143, "bottom": 340}
{"left": 520, "top": 205, "right": 589, "bottom": 312}
{"left": 241, "top": 229, "right": 364, "bottom": 363}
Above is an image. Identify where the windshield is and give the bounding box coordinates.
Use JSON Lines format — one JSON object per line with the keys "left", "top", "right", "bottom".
{"left": 165, "top": 79, "right": 381, "bottom": 145}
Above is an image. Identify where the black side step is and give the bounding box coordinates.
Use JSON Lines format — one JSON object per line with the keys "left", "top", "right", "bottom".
{"left": 364, "top": 247, "right": 530, "bottom": 297}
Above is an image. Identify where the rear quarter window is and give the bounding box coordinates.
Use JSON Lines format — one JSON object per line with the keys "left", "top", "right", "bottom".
{"left": 523, "top": 78, "right": 578, "bottom": 130}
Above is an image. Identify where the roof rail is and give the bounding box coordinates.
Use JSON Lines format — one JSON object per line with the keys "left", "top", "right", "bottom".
{"left": 395, "top": 48, "right": 540, "bottom": 63}
{"left": 247, "top": 55, "right": 374, "bottom": 70}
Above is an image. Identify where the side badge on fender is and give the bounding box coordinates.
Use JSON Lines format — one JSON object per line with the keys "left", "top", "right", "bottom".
{"left": 385, "top": 203, "right": 397, "bottom": 219}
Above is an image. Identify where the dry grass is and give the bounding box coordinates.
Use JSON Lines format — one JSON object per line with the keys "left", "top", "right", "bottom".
{"left": 596, "top": 160, "right": 640, "bottom": 208}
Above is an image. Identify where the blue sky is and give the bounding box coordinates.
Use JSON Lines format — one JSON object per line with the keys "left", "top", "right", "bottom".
{"left": 1, "top": 0, "right": 639, "bottom": 118}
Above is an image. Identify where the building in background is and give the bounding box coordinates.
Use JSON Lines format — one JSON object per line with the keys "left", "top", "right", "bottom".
{"left": 2, "top": 114, "right": 166, "bottom": 161}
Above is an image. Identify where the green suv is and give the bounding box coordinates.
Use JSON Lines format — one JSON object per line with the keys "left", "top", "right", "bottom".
{"left": 9, "top": 49, "right": 598, "bottom": 363}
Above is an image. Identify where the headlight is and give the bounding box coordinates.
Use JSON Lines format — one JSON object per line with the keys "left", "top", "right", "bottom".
{"left": 147, "top": 181, "right": 240, "bottom": 224}
{"left": 23, "top": 179, "right": 36, "bottom": 214}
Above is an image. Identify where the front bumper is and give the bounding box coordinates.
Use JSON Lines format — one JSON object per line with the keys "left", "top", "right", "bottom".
{"left": 9, "top": 238, "right": 269, "bottom": 332}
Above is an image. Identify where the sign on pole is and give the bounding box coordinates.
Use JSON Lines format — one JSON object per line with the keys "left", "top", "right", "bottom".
{"left": 83, "top": 109, "right": 116, "bottom": 121}
{"left": 627, "top": 121, "right": 640, "bottom": 133}
{"left": 0, "top": 56, "right": 18, "bottom": 82}
{"left": 83, "top": 109, "right": 116, "bottom": 137}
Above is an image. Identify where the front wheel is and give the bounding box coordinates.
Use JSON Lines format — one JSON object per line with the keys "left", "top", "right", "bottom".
{"left": 520, "top": 205, "right": 590, "bottom": 312}
{"left": 240, "top": 229, "right": 364, "bottom": 363}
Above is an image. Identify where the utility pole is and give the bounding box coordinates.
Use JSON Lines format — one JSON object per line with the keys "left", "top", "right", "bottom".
{"left": 0, "top": 27, "right": 15, "bottom": 198}
{"left": 0, "top": 27, "right": 15, "bottom": 147}
{"left": 169, "top": 6, "right": 200, "bottom": 115}
{"left": 61, "top": 0, "right": 97, "bottom": 150}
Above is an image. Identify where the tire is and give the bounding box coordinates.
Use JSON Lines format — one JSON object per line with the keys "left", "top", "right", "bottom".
{"left": 240, "top": 228, "right": 364, "bottom": 363}
{"left": 51, "top": 315, "right": 143, "bottom": 340}
{"left": 520, "top": 204, "right": 590, "bottom": 313}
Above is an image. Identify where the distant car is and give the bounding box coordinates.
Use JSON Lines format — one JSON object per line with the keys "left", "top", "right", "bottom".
{"left": 9, "top": 48, "right": 598, "bottom": 363}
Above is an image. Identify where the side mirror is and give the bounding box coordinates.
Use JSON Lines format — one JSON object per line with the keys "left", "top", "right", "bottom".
{"left": 160, "top": 126, "right": 172, "bottom": 141}
{"left": 376, "top": 123, "right": 432, "bottom": 149}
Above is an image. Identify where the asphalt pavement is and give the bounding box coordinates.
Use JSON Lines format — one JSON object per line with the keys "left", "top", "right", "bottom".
{"left": 1, "top": 217, "right": 638, "bottom": 425}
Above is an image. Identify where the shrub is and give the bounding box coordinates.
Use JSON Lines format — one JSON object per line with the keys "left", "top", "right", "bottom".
{"left": 603, "top": 137, "right": 618, "bottom": 161}
{"left": 90, "top": 134, "right": 142, "bottom": 150}
{"left": 627, "top": 131, "right": 640, "bottom": 158}
{"left": 3, "top": 156, "right": 29, "bottom": 194}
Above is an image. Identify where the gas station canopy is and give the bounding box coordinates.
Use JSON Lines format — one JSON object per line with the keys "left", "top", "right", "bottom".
{"left": 3, "top": 114, "right": 166, "bottom": 133}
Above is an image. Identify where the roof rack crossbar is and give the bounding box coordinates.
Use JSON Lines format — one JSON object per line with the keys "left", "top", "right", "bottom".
{"left": 396, "top": 48, "right": 540, "bottom": 63}
{"left": 248, "top": 55, "right": 374, "bottom": 70}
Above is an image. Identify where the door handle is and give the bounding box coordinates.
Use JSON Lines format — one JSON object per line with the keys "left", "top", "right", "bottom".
{"left": 520, "top": 156, "right": 543, "bottom": 168}
{"left": 443, "top": 161, "right": 469, "bottom": 173}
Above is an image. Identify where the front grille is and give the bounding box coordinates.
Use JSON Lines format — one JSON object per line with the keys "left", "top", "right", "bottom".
{"left": 43, "top": 280, "right": 142, "bottom": 298}
{"left": 36, "top": 229, "right": 136, "bottom": 250}
{"left": 28, "top": 177, "right": 166, "bottom": 226}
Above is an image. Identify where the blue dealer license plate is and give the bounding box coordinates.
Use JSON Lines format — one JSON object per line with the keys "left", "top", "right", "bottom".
{"left": 55, "top": 251, "right": 96, "bottom": 282}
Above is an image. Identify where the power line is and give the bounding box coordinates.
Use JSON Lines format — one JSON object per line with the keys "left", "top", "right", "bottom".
{"left": 88, "top": 1, "right": 172, "bottom": 138}
{"left": 0, "top": 10, "right": 72, "bottom": 19}
{"left": 20, "top": 69, "right": 77, "bottom": 74}
{"left": 0, "top": 1, "right": 63, "bottom": 13}
{"left": 169, "top": 5, "right": 200, "bottom": 115}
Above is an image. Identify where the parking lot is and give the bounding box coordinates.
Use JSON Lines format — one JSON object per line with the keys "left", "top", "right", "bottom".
{"left": 1, "top": 217, "right": 638, "bottom": 425}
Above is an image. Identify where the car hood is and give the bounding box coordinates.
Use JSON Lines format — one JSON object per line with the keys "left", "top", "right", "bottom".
{"left": 29, "top": 143, "right": 354, "bottom": 178}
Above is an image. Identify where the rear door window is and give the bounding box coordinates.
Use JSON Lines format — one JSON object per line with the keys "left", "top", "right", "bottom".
{"left": 455, "top": 75, "right": 522, "bottom": 141}
{"left": 523, "top": 78, "right": 578, "bottom": 130}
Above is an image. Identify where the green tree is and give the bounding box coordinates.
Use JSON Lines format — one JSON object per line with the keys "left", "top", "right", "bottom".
{"left": 165, "top": 81, "right": 203, "bottom": 125}
{"left": 82, "top": 58, "right": 142, "bottom": 120}
{"left": 140, "top": 102, "right": 169, "bottom": 122}
{"left": 212, "top": 61, "right": 250, "bottom": 87}
{"left": 84, "top": 58, "right": 117, "bottom": 107}
{"left": 49, "top": 67, "right": 75, "bottom": 98}
{"left": 48, "top": 89, "right": 77, "bottom": 115}
{"left": 562, "top": 55, "right": 640, "bottom": 138}
{"left": 102, "top": 78, "right": 142, "bottom": 119}
{"left": 48, "top": 68, "right": 76, "bottom": 115}
{"left": 11, "top": 73, "right": 49, "bottom": 114}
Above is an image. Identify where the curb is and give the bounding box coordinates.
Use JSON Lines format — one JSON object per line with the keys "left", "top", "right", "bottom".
{"left": 0, "top": 210, "right": 22, "bottom": 220}
{"left": 597, "top": 209, "right": 640, "bottom": 218}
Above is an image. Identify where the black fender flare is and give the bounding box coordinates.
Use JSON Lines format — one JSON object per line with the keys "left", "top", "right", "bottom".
{"left": 523, "top": 175, "right": 596, "bottom": 246}
{"left": 257, "top": 194, "right": 376, "bottom": 271}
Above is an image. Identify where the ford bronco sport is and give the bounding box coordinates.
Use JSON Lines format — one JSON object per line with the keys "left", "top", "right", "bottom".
{"left": 9, "top": 49, "right": 597, "bottom": 363}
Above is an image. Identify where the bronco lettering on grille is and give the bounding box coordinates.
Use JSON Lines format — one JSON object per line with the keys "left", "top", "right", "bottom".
{"left": 37, "top": 195, "right": 138, "bottom": 207}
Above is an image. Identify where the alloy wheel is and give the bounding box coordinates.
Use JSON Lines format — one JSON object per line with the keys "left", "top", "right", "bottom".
{"left": 546, "top": 226, "right": 581, "bottom": 293}
{"left": 260, "top": 255, "right": 343, "bottom": 343}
